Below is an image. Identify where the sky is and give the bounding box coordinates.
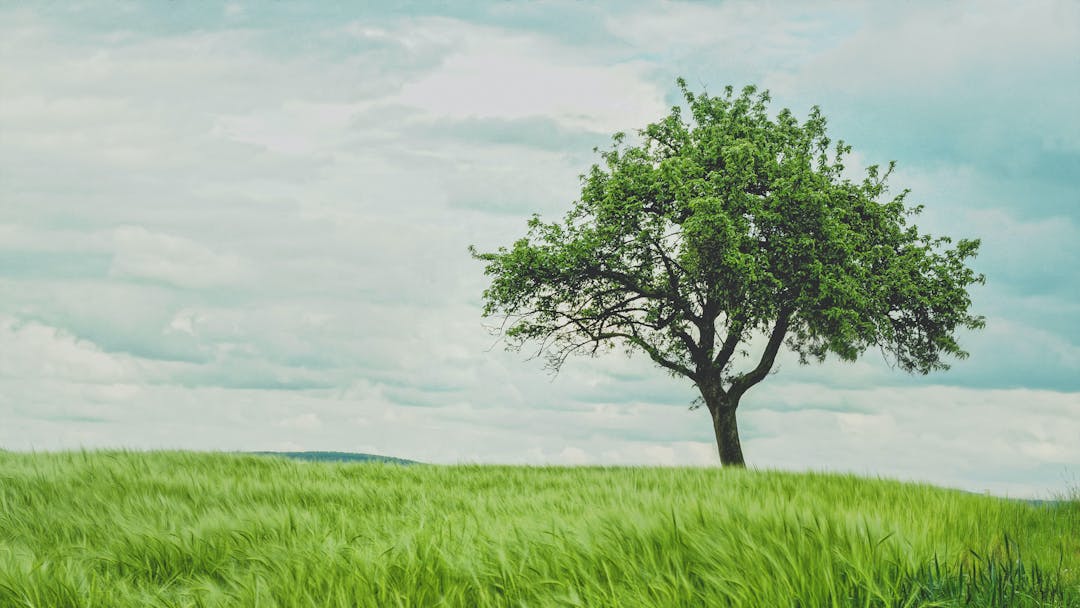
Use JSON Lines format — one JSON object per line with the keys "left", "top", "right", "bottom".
{"left": 1, "top": 0, "right": 1078, "bottom": 498}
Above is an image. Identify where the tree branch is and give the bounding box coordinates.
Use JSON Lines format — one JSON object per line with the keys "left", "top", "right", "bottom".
{"left": 564, "top": 313, "right": 697, "bottom": 380}
{"left": 713, "top": 313, "right": 746, "bottom": 369}
{"left": 644, "top": 229, "right": 704, "bottom": 324}
{"left": 618, "top": 331, "right": 698, "bottom": 380}
{"left": 729, "top": 308, "right": 793, "bottom": 399}
{"left": 594, "top": 269, "right": 666, "bottom": 301}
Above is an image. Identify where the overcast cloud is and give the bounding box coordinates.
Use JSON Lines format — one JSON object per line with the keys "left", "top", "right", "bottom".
{"left": 1, "top": 1, "right": 1077, "bottom": 498}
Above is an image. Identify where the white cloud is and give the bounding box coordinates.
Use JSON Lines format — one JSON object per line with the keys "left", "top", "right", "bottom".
{"left": 212, "top": 100, "right": 377, "bottom": 156}
{"left": 641, "top": 444, "right": 677, "bottom": 465}
{"left": 978, "top": 317, "right": 1080, "bottom": 373}
{"left": 767, "top": 1, "right": 1079, "bottom": 96}
{"left": 0, "top": 223, "right": 112, "bottom": 252}
{"left": 277, "top": 413, "right": 323, "bottom": 431}
{"left": 558, "top": 446, "right": 590, "bottom": 465}
{"left": 166, "top": 310, "right": 198, "bottom": 336}
{"left": 760, "top": 1, "right": 1080, "bottom": 170}
{"left": 607, "top": 1, "right": 834, "bottom": 63}
{"left": 393, "top": 18, "right": 666, "bottom": 134}
{"left": 224, "top": 3, "right": 244, "bottom": 19}
{"left": 0, "top": 315, "right": 135, "bottom": 382}
{"left": 742, "top": 384, "right": 1080, "bottom": 497}
{"left": 835, "top": 412, "right": 894, "bottom": 436}
{"left": 109, "top": 226, "right": 253, "bottom": 289}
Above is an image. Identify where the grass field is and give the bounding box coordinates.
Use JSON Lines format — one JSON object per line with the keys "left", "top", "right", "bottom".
{"left": 0, "top": 451, "right": 1076, "bottom": 607}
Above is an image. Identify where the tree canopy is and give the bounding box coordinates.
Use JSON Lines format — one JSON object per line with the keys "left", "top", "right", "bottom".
{"left": 471, "top": 80, "right": 985, "bottom": 466}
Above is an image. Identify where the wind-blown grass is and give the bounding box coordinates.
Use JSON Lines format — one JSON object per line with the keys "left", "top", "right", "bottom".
{"left": 0, "top": 450, "right": 1076, "bottom": 606}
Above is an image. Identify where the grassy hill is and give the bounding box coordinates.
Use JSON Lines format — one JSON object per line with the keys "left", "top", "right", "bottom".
{"left": 0, "top": 451, "right": 1076, "bottom": 607}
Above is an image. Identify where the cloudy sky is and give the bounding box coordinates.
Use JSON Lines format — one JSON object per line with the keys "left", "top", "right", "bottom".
{"left": 2, "top": 1, "right": 1077, "bottom": 498}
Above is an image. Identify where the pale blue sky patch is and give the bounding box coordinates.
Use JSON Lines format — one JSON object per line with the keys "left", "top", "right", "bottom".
{"left": 1, "top": 0, "right": 1077, "bottom": 498}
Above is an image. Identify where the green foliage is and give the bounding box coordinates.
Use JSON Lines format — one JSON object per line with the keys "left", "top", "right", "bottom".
{"left": 471, "top": 80, "right": 984, "bottom": 396}
{"left": 1, "top": 451, "right": 1077, "bottom": 607}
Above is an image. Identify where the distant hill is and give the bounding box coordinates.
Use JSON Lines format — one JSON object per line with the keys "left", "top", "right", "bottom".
{"left": 249, "top": 451, "right": 419, "bottom": 465}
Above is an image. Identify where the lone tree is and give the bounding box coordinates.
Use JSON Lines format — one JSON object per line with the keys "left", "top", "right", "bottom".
{"left": 471, "top": 80, "right": 984, "bottom": 466}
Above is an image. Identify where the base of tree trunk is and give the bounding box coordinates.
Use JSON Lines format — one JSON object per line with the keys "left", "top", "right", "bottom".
{"left": 712, "top": 405, "right": 745, "bottom": 467}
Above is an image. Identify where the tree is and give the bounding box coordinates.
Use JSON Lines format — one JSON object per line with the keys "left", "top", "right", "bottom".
{"left": 470, "top": 80, "right": 985, "bottom": 466}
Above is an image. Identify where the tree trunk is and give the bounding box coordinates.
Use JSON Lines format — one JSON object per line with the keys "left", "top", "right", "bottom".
{"left": 710, "top": 400, "right": 745, "bottom": 467}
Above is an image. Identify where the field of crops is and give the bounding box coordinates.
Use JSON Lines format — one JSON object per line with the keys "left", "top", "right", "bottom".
{"left": 1, "top": 450, "right": 1076, "bottom": 607}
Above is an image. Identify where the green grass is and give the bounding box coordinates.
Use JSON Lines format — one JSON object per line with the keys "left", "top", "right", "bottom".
{"left": 0, "top": 451, "right": 1076, "bottom": 607}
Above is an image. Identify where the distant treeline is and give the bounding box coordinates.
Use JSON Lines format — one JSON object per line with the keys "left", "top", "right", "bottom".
{"left": 248, "top": 451, "right": 418, "bottom": 465}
